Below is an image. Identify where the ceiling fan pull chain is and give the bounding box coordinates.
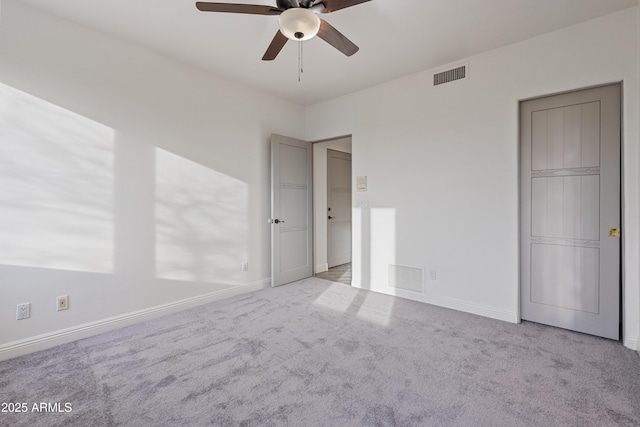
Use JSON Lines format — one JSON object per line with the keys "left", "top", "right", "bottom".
{"left": 298, "top": 40, "right": 302, "bottom": 82}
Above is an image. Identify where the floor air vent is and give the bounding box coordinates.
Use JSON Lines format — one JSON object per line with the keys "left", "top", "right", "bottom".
{"left": 433, "top": 64, "right": 467, "bottom": 86}
{"left": 389, "top": 265, "right": 424, "bottom": 293}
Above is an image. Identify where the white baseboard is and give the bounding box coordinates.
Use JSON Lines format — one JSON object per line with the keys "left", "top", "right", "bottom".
{"left": 315, "top": 263, "right": 329, "bottom": 274}
{"left": 329, "top": 255, "right": 351, "bottom": 268}
{"left": 351, "top": 279, "right": 367, "bottom": 289}
{"left": 625, "top": 334, "right": 638, "bottom": 351}
{"left": 0, "top": 279, "right": 270, "bottom": 362}
{"left": 624, "top": 320, "right": 640, "bottom": 351}
{"left": 351, "top": 283, "right": 518, "bottom": 324}
{"left": 424, "top": 294, "right": 519, "bottom": 324}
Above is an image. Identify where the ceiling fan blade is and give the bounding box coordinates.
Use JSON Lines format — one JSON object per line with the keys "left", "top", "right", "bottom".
{"left": 262, "top": 30, "right": 289, "bottom": 61}
{"left": 196, "top": 2, "right": 282, "bottom": 15}
{"left": 317, "top": 19, "right": 359, "bottom": 56}
{"left": 318, "top": 0, "right": 371, "bottom": 13}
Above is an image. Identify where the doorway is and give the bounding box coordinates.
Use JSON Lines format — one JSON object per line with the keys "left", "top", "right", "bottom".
{"left": 270, "top": 134, "right": 352, "bottom": 287}
{"left": 519, "top": 84, "right": 621, "bottom": 340}
{"left": 327, "top": 149, "right": 352, "bottom": 268}
{"left": 312, "top": 137, "right": 352, "bottom": 284}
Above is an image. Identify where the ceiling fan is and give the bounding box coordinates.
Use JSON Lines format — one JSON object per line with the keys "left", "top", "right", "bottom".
{"left": 195, "top": 0, "right": 371, "bottom": 61}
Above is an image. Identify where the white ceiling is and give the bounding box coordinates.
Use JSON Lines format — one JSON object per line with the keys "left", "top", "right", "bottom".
{"left": 18, "top": 0, "right": 639, "bottom": 106}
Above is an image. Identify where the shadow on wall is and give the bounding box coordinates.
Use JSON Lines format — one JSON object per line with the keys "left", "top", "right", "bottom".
{"left": 0, "top": 81, "right": 248, "bottom": 285}
{"left": 155, "top": 148, "right": 248, "bottom": 283}
{"left": 0, "top": 82, "right": 115, "bottom": 273}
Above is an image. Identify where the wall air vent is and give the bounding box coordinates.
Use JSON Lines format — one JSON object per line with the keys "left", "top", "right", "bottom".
{"left": 389, "top": 265, "right": 424, "bottom": 293}
{"left": 433, "top": 64, "right": 468, "bottom": 86}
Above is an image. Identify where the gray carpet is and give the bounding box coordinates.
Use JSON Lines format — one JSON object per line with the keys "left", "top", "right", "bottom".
{"left": 1, "top": 277, "right": 639, "bottom": 427}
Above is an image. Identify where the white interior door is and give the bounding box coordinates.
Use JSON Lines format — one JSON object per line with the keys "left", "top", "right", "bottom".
{"left": 271, "top": 134, "right": 313, "bottom": 287}
{"left": 327, "top": 149, "right": 352, "bottom": 268}
{"left": 520, "top": 84, "right": 621, "bottom": 340}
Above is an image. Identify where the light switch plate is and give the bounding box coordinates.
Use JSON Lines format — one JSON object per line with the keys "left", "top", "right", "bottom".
{"left": 356, "top": 176, "right": 367, "bottom": 192}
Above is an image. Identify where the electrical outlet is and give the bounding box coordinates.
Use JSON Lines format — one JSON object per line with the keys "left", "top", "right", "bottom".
{"left": 57, "top": 295, "right": 69, "bottom": 311}
{"left": 242, "top": 261, "right": 249, "bottom": 272}
{"left": 430, "top": 270, "right": 437, "bottom": 281}
{"left": 16, "top": 303, "right": 30, "bottom": 320}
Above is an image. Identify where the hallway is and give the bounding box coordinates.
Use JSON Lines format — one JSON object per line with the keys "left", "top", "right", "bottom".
{"left": 315, "top": 263, "right": 351, "bottom": 285}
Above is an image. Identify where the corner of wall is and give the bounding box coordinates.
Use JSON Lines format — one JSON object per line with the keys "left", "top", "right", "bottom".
{"left": 637, "top": 4, "right": 640, "bottom": 355}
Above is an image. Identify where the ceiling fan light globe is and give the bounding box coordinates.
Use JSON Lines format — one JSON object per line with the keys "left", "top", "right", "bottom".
{"left": 278, "top": 8, "right": 320, "bottom": 41}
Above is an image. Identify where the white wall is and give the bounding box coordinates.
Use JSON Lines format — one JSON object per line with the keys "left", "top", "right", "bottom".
{"left": 312, "top": 137, "right": 352, "bottom": 273}
{"left": 306, "top": 8, "right": 640, "bottom": 349}
{"left": 0, "top": 0, "right": 305, "bottom": 358}
{"left": 1, "top": 2, "right": 639, "bottom": 358}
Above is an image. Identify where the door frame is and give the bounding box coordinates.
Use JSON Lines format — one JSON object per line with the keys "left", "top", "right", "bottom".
{"left": 517, "top": 82, "right": 624, "bottom": 341}
{"left": 311, "top": 136, "right": 353, "bottom": 275}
